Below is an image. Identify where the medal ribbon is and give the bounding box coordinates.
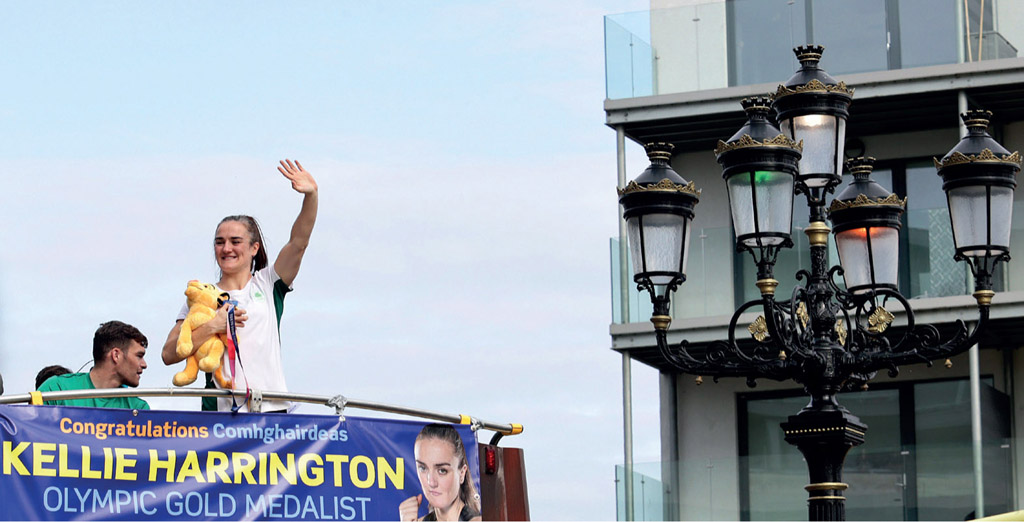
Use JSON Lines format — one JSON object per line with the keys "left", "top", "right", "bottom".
{"left": 225, "top": 301, "right": 250, "bottom": 412}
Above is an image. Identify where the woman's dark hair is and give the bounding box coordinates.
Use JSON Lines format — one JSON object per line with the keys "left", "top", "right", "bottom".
{"left": 35, "top": 365, "right": 72, "bottom": 389}
{"left": 216, "top": 215, "right": 268, "bottom": 274}
{"left": 416, "top": 423, "right": 481, "bottom": 515}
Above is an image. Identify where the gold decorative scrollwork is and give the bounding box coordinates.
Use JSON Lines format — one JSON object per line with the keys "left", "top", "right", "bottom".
{"left": 934, "top": 149, "right": 1022, "bottom": 169}
{"left": 749, "top": 316, "right": 769, "bottom": 342}
{"left": 827, "top": 193, "right": 907, "bottom": 212}
{"left": 617, "top": 178, "right": 702, "bottom": 197}
{"left": 797, "top": 302, "right": 809, "bottom": 329}
{"left": 773, "top": 79, "right": 855, "bottom": 99}
{"left": 713, "top": 134, "right": 803, "bottom": 155}
{"left": 835, "top": 319, "right": 847, "bottom": 347}
{"left": 868, "top": 307, "right": 895, "bottom": 334}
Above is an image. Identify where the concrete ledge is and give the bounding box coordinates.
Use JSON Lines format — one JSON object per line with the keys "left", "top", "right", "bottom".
{"left": 604, "top": 58, "right": 1024, "bottom": 125}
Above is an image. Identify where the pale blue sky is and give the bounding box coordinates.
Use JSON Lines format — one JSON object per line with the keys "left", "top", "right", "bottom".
{"left": 0, "top": 1, "right": 661, "bottom": 519}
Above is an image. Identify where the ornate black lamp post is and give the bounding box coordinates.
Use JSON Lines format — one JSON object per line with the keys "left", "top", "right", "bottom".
{"left": 618, "top": 46, "right": 1021, "bottom": 521}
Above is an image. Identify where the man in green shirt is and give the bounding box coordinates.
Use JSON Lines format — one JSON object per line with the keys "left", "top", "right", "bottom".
{"left": 37, "top": 320, "right": 150, "bottom": 410}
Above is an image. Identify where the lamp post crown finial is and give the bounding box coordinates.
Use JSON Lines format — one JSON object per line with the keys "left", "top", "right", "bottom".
{"left": 962, "top": 110, "right": 993, "bottom": 131}
{"left": 741, "top": 96, "right": 772, "bottom": 115}
{"left": 845, "top": 156, "right": 877, "bottom": 180}
{"left": 794, "top": 44, "right": 825, "bottom": 65}
{"left": 644, "top": 142, "right": 674, "bottom": 163}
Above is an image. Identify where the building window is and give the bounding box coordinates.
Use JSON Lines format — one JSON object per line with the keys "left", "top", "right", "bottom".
{"left": 738, "top": 377, "right": 1012, "bottom": 521}
{"left": 903, "top": 161, "right": 966, "bottom": 297}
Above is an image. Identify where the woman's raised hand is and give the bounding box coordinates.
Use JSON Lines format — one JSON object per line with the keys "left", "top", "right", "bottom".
{"left": 278, "top": 159, "right": 318, "bottom": 195}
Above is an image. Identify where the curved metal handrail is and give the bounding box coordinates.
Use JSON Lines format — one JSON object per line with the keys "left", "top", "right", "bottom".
{"left": 0, "top": 387, "right": 524, "bottom": 436}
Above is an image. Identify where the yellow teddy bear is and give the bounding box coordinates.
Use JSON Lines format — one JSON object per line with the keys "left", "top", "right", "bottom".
{"left": 172, "top": 280, "right": 231, "bottom": 388}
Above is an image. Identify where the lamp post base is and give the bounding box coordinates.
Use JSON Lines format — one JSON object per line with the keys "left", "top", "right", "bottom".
{"left": 782, "top": 409, "right": 867, "bottom": 521}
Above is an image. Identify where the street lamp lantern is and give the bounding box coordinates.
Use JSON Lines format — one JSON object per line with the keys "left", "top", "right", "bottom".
{"left": 716, "top": 97, "right": 803, "bottom": 289}
{"left": 936, "top": 110, "right": 1022, "bottom": 298}
{"left": 617, "top": 142, "right": 701, "bottom": 327}
{"left": 772, "top": 45, "right": 853, "bottom": 193}
{"left": 828, "top": 157, "right": 906, "bottom": 295}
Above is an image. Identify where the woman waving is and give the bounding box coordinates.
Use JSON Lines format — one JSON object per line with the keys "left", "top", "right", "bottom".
{"left": 162, "top": 159, "right": 318, "bottom": 412}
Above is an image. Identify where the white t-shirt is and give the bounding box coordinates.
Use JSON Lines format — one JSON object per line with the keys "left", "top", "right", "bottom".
{"left": 178, "top": 266, "right": 293, "bottom": 412}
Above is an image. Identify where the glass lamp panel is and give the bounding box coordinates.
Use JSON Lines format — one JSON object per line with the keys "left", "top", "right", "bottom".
{"left": 756, "top": 170, "right": 795, "bottom": 240}
{"left": 836, "top": 227, "right": 900, "bottom": 293}
{"left": 868, "top": 227, "right": 900, "bottom": 287}
{"left": 834, "top": 118, "right": 847, "bottom": 177}
{"left": 780, "top": 114, "right": 838, "bottom": 186}
{"left": 989, "top": 185, "right": 1014, "bottom": 250}
{"left": 835, "top": 228, "right": 871, "bottom": 290}
{"left": 727, "top": 170, "right": 794, "bottom": 246}
{"left": 657, "top": 220, "right": 693, "bottom": 299}
{"left": 947, "top": 185, "right": 1013, "bottom": 255}
{"left": 626, "top": 213, "right": 686, "bottom": 285}
{"left": 727, "top": 174, "right": 756, "bottom": 240}
{"left": 681, "top": 217, "right": 693, "bottom": 275}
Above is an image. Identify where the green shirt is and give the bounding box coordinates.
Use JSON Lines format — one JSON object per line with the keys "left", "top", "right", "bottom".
{"left": 37, "top": 372, "right": 150, "bottom": 410}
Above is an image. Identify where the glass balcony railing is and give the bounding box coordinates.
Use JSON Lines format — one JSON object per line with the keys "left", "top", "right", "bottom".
{"left": 614, "top": 462, "right": 665, "bottom": 522}
{"left": 604, "top": 0, "right": 1022, "bottom": 100}
{"left": 604, "top": 10, "right": 655, "bottom": 100}
{"left": 611, "top": 200, "right": 1024, "bottom": 324}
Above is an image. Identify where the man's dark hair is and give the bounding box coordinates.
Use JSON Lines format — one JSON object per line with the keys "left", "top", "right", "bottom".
{"left": 35, "top": 365, "right": 72, "bottom": 389}
{"left": 93, "top": 321, "right": 148, "bottom": 363}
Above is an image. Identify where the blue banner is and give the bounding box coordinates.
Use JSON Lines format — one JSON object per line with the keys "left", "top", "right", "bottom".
{"left": 0, "top": 405, "right": 479, "bottom": 521}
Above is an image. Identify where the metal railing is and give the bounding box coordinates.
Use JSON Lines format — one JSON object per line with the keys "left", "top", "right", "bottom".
{"left": 0, "top": 387, "right": 524, "bottom": 440}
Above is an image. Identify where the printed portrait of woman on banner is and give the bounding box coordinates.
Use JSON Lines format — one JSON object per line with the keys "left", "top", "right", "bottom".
{"left": 399, "top": 423, "right": 482, "bottom": 521}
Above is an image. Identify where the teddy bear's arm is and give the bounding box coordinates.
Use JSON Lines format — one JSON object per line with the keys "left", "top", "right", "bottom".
{"left": 176, "top": 305, "right": 218, "bottom": 359}
{"left": 176, "top": 316, "right": 199, "bottom": 359}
